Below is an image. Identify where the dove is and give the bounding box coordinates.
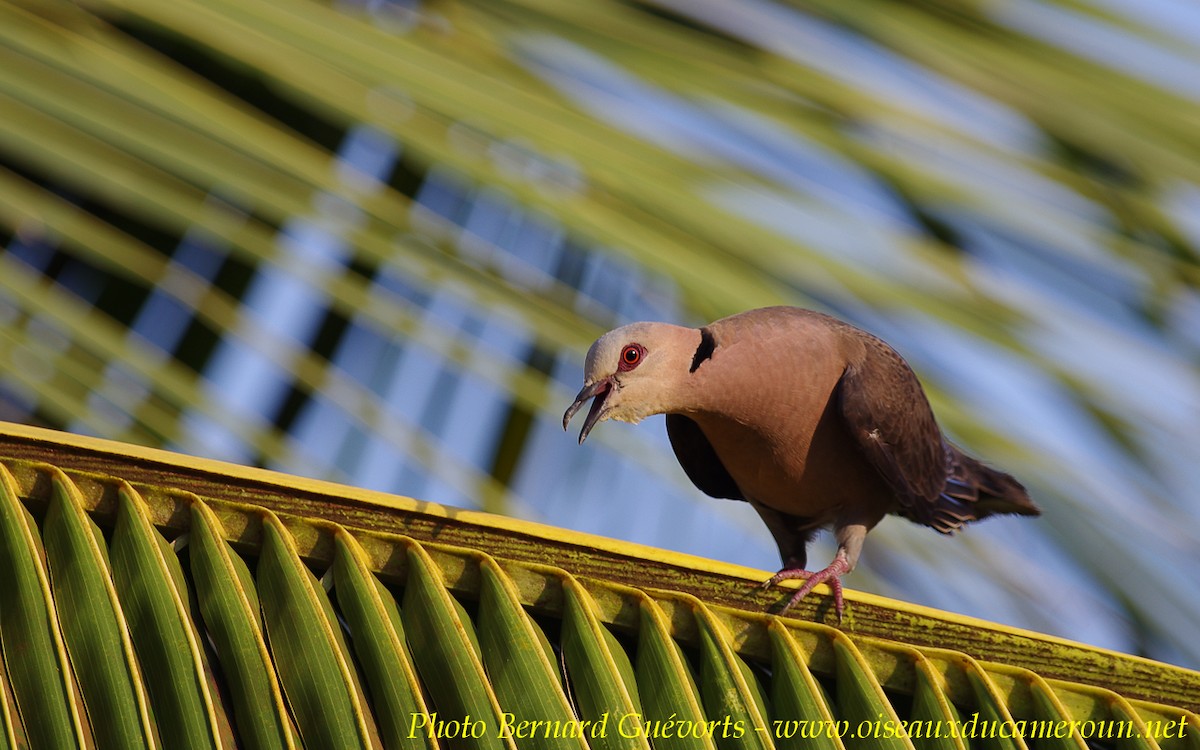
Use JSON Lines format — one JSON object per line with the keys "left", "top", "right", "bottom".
{"left": 563, "top": 306, "right": 1039, "bottom": 620}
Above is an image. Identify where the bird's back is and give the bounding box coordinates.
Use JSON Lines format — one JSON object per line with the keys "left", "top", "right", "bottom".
{"left": 676, "top": 307, "right": 897, "bottom": 526}
{"left": 670, "top": 306, "right": 1037, "bottom": 532}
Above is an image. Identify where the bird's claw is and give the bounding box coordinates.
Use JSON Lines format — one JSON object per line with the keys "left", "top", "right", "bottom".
{"left": 762, "top": 557, "right": 851, "bottom": 622}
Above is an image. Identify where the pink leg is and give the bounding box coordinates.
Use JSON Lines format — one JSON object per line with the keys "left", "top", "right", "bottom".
{"left": 762, "top": 551, "right": 851, "bottom": 621}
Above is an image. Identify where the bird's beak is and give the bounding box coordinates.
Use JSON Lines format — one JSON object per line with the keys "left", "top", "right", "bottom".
{"left": 562, "top": 378, "right": 613, "bottom": 444}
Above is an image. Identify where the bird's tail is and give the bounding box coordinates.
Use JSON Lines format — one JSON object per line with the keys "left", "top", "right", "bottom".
{"left": 928, "top": 447, "right": 1040, "bottom": 534}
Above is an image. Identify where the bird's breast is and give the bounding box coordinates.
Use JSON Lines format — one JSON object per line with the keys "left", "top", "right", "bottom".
{"left": 687, "top": 386, "right": 892, "bottom": 523}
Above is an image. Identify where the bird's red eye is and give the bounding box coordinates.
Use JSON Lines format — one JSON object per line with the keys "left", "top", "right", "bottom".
{"left": 618, "top": 343, "right": 644, "bottom": 371}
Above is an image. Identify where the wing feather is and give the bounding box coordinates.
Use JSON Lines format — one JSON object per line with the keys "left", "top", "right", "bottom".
{"left": 837, "top": 341, "right": 947, "bottom": 524}
{"left": 665, "top": 414, "right": 744, "bottom": 501}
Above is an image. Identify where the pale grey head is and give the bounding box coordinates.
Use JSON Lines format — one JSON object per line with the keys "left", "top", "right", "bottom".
{"left": 562, "top": 321, "right": 699, "bottom": 443}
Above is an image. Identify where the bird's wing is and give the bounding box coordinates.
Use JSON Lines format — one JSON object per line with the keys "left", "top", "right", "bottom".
{"left": 665, "top": 414, "right": 745, "bottom": 501}
{"left": 836, "top": 342, "right": 947, "bottom": 524}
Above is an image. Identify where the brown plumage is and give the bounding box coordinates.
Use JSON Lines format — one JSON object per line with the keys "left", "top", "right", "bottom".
{"left": 563, "top": 306, "right": 1039, "bottom": 619}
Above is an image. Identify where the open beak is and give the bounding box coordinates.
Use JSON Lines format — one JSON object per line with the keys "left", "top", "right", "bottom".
{"left": 562, "top": 378, "right": 613, "bottom": 444}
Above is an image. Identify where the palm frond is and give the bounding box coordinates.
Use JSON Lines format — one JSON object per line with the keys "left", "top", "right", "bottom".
{"left": 1, "top": 422, "right": 1197, "bottom": 750}
{"left": 0, "top": 0, "right": 1198, "bottom": 668}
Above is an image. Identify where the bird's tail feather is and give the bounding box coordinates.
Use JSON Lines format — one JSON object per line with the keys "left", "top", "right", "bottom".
{"left": 928, "top": 448, "right": 1040, "bottom": 534}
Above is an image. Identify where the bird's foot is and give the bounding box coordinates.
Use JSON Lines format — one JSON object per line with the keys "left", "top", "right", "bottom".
{"left": 762, "top": 555, "right": 851, "bottom": 622}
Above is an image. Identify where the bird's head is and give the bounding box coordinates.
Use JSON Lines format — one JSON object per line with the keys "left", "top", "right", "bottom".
{"left": 562, "top": 322, "right": 698, "bottom": 444}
